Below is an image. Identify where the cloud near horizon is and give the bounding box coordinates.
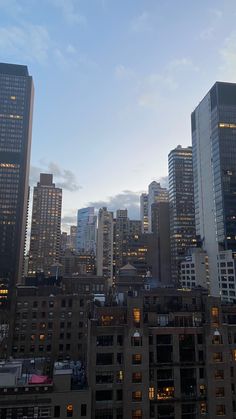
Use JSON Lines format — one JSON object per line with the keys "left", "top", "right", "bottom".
{"left": 30, "top": 161, "right": 81, "bottom": 192}
{"left": 89, "top": 190, "right": 142, "bottom": 219}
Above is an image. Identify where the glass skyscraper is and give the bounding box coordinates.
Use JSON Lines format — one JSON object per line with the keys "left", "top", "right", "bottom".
{"left": 0, "top": 63, "right": 34, "bottom": 303}
{"left": 77, "top": 207, "right": 97, "bottom": 254}
{"left": 168, "top": 145, "right": 196, "bottom": 283}
{"left": 192, "top": 82, "right": 236, "bottom": 296}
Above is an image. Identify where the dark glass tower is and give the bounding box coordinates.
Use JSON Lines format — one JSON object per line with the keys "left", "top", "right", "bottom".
{"left": 0, "top": 63, "right": 34, "bottom": 303}
{"left": 168, "top": 145, "right": 196, "bottom": 283}
{"left": 192, "top": 82, "right": 236, "bottom": 296}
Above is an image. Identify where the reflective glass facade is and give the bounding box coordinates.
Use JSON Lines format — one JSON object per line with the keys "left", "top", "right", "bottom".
{"left": 0, "top": 63, "right": 34, "bottom": 298}
{"left": 168, "top": 146, "right": 196, "bottom": 283}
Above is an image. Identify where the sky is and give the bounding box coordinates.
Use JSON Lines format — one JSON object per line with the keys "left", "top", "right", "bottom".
{"left": 1, "top": 0, "right": 236, "bottom": 231}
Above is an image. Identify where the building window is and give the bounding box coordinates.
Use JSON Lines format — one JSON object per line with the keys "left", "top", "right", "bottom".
{"left": 200, "top": 403, "right": 207, "bottom": 415}
{"left": 133, "top": 308, "right": 141, "bottom": 327}
{"left": 213, "top": 352, "right": 223, "bottom": 363}
{"left": 132, "top": 409, "right": 142, "bottom": 419}
{"left": 215, "top": 370, "right": 224, "bottom": 380}
{"left": 216, "top": 405, "right": 226, "bottom": 416}
{"left": 81, "top": 404, "right": 87, "bottom": 416}
{"left": 149, "top": 387, "right": 155, "bottom": 400}
{"left": 66, "top": 404, "right": 73, "bottom": 417}
{"left": 116, "top": 370, "right": 124, "bottom": 383}
{"left": 216, "top": 387, "right": 225, "bottom": 398}
{"left": 132, "top": 354, "right": 142, "bottom": 365}
{"left": 54, "top": 406, "right": 60, "bottom": 418}
{"left": 211, "top": 307, "right": 219, "bottom": 326}
{"left": 132, "top": 372, "right": 142, "bottom": 383}
{"left": 232, "top": 349, "right": 236, "bottom": 361}
{"left": 132, "top": 391, "right": 142, "bottom": 401}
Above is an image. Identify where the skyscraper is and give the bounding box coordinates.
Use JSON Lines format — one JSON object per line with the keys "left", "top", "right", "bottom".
{"left": 140, "top": 193, "right": 149, "bottom": 233}
{"left": 151, "top": 201, "right": 171, "bottom": 284}
{"left": 147, "top": 181, "right": 168, "bottom": 232}
{"left": 77, "top": 207, "right": 97, "bottom": 254}
{"left": 192, "top": 82, "right": 236, "bottom": 297}
{"left": 0, "top": 63, "right": 34, "bottom": 298}
{"left": 69, "top": 225, "right": 77, "bottom": 251}
{"left": 168, "top": 145, "right": 196, "bottom": 283}
{"left": 28, "top": 174, "right": 62, "bottom": 276}
{"left": 96, "top": 207, "right": 113, "bottom": 284}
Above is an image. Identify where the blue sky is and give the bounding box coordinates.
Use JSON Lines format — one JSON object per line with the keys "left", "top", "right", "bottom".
{"left": 1, "top": 0, "right": 236, "bottom": 230}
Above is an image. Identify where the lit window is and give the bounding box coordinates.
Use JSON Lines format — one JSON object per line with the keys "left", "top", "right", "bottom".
{"left": 132, "top": 354, "right": 142, "bottom": 364}
{"left": 133, "top": 308, "right": 141, "bottom": 326}
{"left": 132, "top": 391, "right": 142, "bottom": 401}
{"left": 67, "top": 404, "right": 73, "bottom": 417}
{"left": 149, "top": 387, "right": 155, "bottom": 400}
{"left": 232, "top": 350, "right": 236, "bottom": 361}
{"left": 211, "top": 307, "right": 219, "bottom": 325}
{"left": 132, "top": 409, "right": 142, "bottom": 419}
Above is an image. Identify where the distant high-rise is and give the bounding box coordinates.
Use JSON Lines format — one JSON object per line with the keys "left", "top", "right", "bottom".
{"left": 28, "top": 174, "right": 62, "bottom": 276}
{"left": 113, "top": 210, "right": 142, "bottom": 274}
{"left": 69, "top": 225, "right": 77, "bottom": 251}
{"left": 192, "top": 82, "right": 236, "bottom": 297}
{"left": 140, "top": 193, "right": 149, "bottom": 233}
{"left": 0, "top": 63, "right": 34, "bottom": 297}
{"left": 168, "top": 146, "right": 196, "bottom": 283}
{"left": 77, "top": 207, "right": 97, "bottom": 254}
{"left": 151, "top": 201, "right": 171, "bottom": 284}
{"left": 148, "top": 181, "right": 168, "bottom": 232}
{"left": 97, "top": 207, "right": 113, "bottom": 284}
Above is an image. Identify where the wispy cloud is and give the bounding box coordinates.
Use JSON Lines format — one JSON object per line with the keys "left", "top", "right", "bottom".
{"left": 30, "top": 161, "right": 81, "bottom": 192}
{"left": 199, "top": 8, "right": 222, "bottom": 40}
{"left": 115, "top": 64, "right": 135, "bottom": 80}
{"left": 49, "top": 0, "right": 86, "bottom": 25}
{"left": 89, "top": 190, "right": 142, "bottom": 219}
{"left": 130, "top": 11, "right": 152, "bottom": 33}
{"left": 137, "top": 58, "right": 198, "bottom": 110}
{"left": 0, "top": 24, "right": 51, "bottom": 64}
{"left": 219, "top": 31, "right": 236, "bottom": 81}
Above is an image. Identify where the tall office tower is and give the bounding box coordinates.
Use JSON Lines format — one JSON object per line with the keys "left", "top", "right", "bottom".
{"left": 192, "top": 82, "right": 236, "bottom": 297}
{"left": 69, "top": 225, "right": 77, "bottom": 250}
{"left": 113, "top": 209, "right": 129, "bottom": 274}
{"left": 28, "top": 174, "right": 62, "bottom": 276}
{"left": 148, "top": 181, "right": 168, "bottom": 232}
{"left": 96, "top": 207, "right": 114, "bottom": 284}
{"left": 140, "top": 193, "right": 149, "bottom": 233}
{"left": 151, "top": 201, "right": 172, "bottom": 284}
{"left": 0, "top": 63, "right": 34, "bottom": 300}
{"left": 168, "top": 146, "right": 196, "bottom": 283}
{"left": 113, "top": 212, "right": 142, "bottom": 275}
{"left": 77, "top": 207, "right": 97, "bottom": 254}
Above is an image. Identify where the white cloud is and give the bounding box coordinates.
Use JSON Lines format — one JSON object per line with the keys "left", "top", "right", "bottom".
{"left": 219, "top": 31, "right": 236, "bottom": 81}
{"left": 137, "top": 57, "right": 198, "bottom": 110}
{"left": 115, "top": 64, "right": 135, "bottom": 80}
{"left": 49, "top": 0, "right": 86, "bottom": 25}
{"left": 130, "top": 11, "right": 152, "bottom": 33}
{"left": 199, "top": 8, "right": 222, "bottom": 40}
{"left": 30, "top": 161, "right": 81, "bottom": 192}
{"left": 89, "top": 190, "right": 142, "bottom": 219}
{"left": 0, "top": 24, "right": 51, "bottom": 64}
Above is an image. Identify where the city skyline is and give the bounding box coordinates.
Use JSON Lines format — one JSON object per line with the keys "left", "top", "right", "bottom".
{"left": 1, "top": 1, "right": 236, "bottom": 230}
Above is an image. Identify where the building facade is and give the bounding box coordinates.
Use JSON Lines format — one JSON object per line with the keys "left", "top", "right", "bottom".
{"left": 151, "top": 201, "right": 171, "bottom": 284}
{"left": 168, "top": 146, "right": 196, "bottom": 284}
{"left": 0, "top": 63, "right": 34, "bottom": 298}
{"left": 88, "top": 287, "right": 236, "bottom": 419}
{"left": 148, "top": 181, "right": 168, "bottom": 233}
{"left": 77, "top": 207, "right": 97, "bottom": 254}
{"left": 97, "top": 208, "right": 114, "bottom": 284}
{"left": 28, "top": 174, "right": 62, "bottom": 276}
{"left": 140, "top": 193, "right": 149, "bottom": 234}
{"left": 192, "top": 82, "right": 236, "bottom": 296}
